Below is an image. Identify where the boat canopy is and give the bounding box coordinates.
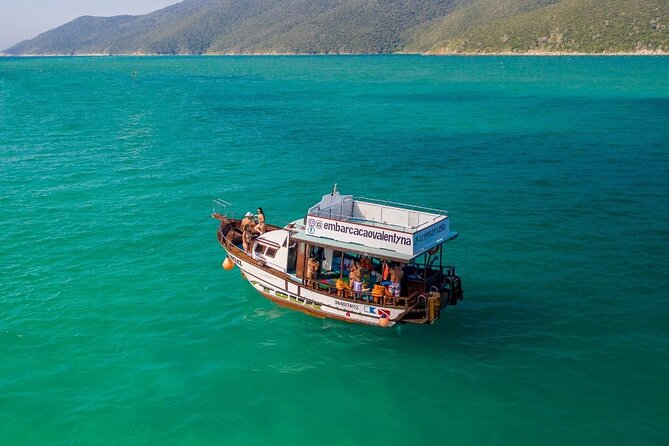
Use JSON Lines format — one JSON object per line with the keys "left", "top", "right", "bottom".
{"left": 289, "top": 191, "right": 458, "bottom": 262}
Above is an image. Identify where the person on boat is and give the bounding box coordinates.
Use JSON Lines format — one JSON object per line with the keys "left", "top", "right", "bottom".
{"left": 358, "top": 258, "right": 369, "bottom": 278}
{"left": 240, "top": 212, "right": 256, "bottom": 229}
{"left": 351, "top": 268, "right": 363, "bottom": 300}
{"left": 348, "top": 261, "right": 358, "bottom": 284}
{"left": 307, "top": 256, "right": 320, "bottom": 289}
{"left": 242, "top": 226, "right": 254, "bottom": 253}
{"left": 389, "top": 263, "right": 404, "bottom": 297}
{"left": 381, "top": 261, "right": 392, "bottom": 286}
{"left": 254, "top": 208, "right": 266, "bottom": 234}
{"left": 382, "top": 260, "right": 391, "bottom": 283}
{"left": 370, "top": 269, "right": 382, "bottom": 286}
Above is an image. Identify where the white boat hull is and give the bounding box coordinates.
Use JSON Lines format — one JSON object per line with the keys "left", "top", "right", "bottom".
{"left": 227, "top": 251, "right": 404, "bottom": 327}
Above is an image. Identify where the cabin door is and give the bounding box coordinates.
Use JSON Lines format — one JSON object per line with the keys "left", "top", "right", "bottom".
{"left": 287, "top": 240, "right": 297, "bottom": 273}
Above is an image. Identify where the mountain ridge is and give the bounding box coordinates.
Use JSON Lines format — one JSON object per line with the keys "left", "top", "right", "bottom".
{"left": 3, "top": 0, "right": 668, "bottom": 55}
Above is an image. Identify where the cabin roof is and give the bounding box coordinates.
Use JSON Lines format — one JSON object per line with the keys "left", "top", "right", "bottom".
{"left": 256, "top": 229, "right": 289, "bottom": 247}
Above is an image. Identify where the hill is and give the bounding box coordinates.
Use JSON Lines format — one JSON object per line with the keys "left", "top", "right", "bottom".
{"left": 4, "top": 0, "right": 463, "bottom": 55}
{"left": 3, "top": 0, "right": 668, "bottom": 55}
{"left": 412, "top": 0, "right": 669, "bottom": 54}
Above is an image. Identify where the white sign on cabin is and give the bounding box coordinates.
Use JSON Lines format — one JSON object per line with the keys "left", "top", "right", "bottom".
{"left": 305, "top": 216, "right": 448, "bottom": 257}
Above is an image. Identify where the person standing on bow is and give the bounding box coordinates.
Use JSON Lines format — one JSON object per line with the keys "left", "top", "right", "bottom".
{"left": 241, "top": 211, "right": 255, "bottom": 231}
{"left": 242, "top": 226, "right": 254, "bottom": 253}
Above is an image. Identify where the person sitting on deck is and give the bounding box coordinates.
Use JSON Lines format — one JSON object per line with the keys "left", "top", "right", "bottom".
{"left": 254, "top": 208, "right": 266, "bottom": 234}
{"left": 241, "top": 211, "right": 255, "bottom": 230}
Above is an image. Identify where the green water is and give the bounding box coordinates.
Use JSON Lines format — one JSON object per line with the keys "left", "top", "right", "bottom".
{"left": 1, "top": 55, "right": 668, "bottom": 445}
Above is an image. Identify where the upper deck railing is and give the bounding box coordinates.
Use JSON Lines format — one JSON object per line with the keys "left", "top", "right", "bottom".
{"left": 355, "top": 197, "right": 449, "bottom": 217}
{"left": 308, "top": 196, "right": 448, "bottom": 233}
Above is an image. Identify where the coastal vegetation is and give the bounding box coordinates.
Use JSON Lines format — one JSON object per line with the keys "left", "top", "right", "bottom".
{"left": 414, "top": 0, "right": 669, "bottom": 54}
{"left": 3, "top": 0, "right": 667, "bottom": 55}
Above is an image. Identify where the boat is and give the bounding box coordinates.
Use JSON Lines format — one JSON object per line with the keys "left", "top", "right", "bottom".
{"left": 212, "top": 187, "right": 463, "bottom": 327}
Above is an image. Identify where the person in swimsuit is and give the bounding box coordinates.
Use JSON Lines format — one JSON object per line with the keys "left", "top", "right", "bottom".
{"left": 307, "top": 256, "right": 320, "bottom": 289}
{"left": 389, "top": 264, "right": 404, "bottom": 297}
{"left": 254, "top": 207, "right": 266, "bottom": 234}
{"left": 242, "top": 226, "right": 254, "bottom": 253}
{"left": 351, "top": 268, "right": 363, "bottom": 300}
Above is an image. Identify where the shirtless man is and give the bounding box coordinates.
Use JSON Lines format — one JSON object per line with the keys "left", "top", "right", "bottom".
{"left": 389, "top": 264, "right": 404, "bottom": 297}
{"left": 241, "top": 212, "right": 255, "bottom": 230}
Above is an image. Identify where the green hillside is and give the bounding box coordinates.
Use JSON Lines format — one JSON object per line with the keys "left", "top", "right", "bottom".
{"left": 4, "top": 0, "right": 463, "bottom": 55}
{"left": 3, "top": 0, "right": 668, "bottom": 55}
{"left": 414, "top": 0, "right": 669, "bottom": 53}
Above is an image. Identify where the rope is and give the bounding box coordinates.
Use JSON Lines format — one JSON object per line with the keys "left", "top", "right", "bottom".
{"left": 149, "top": 214, "right": 211, "bottom": 251}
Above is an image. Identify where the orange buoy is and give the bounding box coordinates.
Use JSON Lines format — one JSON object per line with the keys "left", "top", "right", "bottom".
{"left": 379, "top": 315, "right": 389, "bottom": 328}
{"left": 222, "top": 257, "right": 234, "bottom": 270}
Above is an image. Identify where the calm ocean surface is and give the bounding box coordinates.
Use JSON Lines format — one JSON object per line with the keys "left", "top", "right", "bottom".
{"left": 1, "top": 55, "right": 668, "bottom": 445}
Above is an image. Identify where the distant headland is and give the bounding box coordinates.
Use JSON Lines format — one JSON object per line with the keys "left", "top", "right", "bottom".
{"left": 3, "top": 0, "right": 668, "bottom": 56}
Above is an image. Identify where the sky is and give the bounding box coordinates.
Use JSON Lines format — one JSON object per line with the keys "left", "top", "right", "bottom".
{"left": 0, "top": 0, "right": 181, "bottom": 51}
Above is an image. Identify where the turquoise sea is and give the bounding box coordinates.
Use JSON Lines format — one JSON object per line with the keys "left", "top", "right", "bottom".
{"left": 1, "top": 55, "right": 668, "bottom": 445}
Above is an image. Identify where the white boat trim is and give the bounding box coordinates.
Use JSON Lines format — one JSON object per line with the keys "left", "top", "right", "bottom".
{"left": 227, "top": 250, "right": 407, "bottom": 327}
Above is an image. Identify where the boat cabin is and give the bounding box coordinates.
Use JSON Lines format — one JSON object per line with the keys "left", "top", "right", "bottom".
{"left": 250, "top": 229, "right": 296, "bottom": 273}
{"left": 285, "top": 190, "right": 462, "bottom": 309}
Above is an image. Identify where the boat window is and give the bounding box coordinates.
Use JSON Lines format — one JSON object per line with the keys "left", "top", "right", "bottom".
{"left": 265, "top": 247, "right": 277, "bottom": 258}
{"left": 255, "top": 244, "right": 266, "bottom": 255}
